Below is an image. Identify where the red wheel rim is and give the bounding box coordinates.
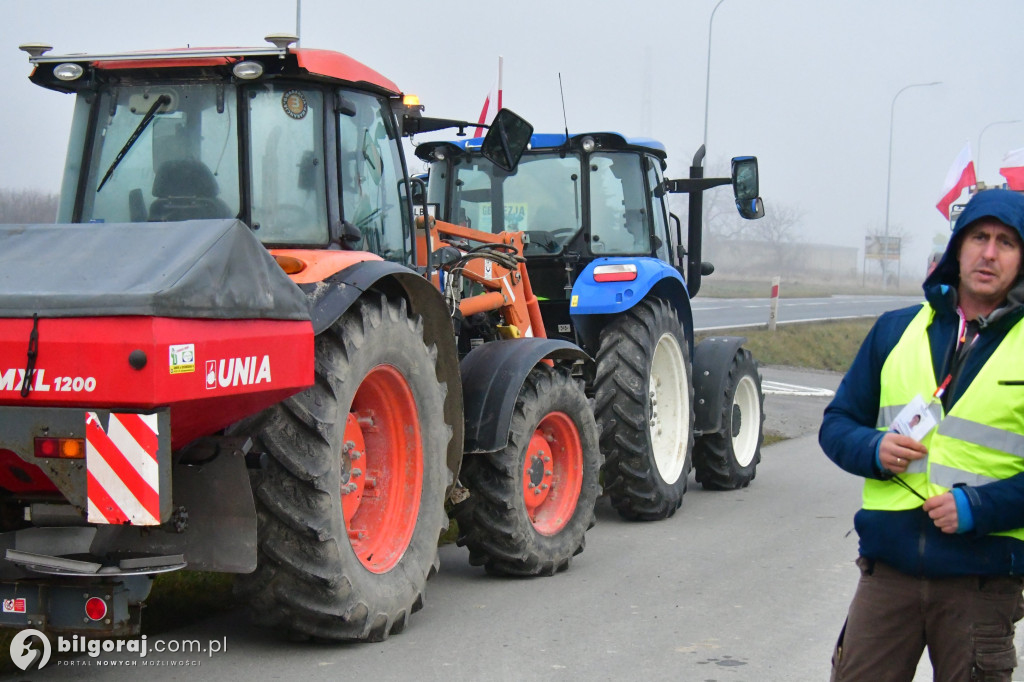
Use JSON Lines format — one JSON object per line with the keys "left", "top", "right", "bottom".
{"left": 521, "top": 411, "right": 583, "bottom": 535}
{"left": 341, "top": 365, "right": 422, "bottom": 573}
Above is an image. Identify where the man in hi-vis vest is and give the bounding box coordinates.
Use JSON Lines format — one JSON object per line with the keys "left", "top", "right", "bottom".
{"left": 821, "top": 188, "right": 1024, "bottom": 682}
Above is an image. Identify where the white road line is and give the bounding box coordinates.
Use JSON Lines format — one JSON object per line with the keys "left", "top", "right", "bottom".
{"left": 762, "top": 381, "right": 835, "bottom": 397}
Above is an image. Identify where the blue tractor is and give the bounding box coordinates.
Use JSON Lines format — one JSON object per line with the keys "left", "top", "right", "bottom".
{"left": 415, "top": 133, "right": 766, "bottom": 520}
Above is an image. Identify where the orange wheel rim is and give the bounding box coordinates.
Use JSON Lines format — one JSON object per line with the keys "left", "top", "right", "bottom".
{"left": 341, "top": 365, "right": 422, "bottom": 573}
{"left": 521, "top": 411, "right": 583, "bottom": 535}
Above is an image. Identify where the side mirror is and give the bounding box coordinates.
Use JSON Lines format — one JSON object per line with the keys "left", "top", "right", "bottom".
{"left": 736, "top": 197, "right": 765, "bottom": 220}
{"left": 481, "top": 109, "right": 533, "bottom": 173}
{"left": 731, "top": 156, "right": 764, "bottom": 220}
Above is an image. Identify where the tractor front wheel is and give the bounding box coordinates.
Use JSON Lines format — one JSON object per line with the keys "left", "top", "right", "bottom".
{"left": 237, "top": 294, "right": 450, "bottom": 641}
{"left": 693, "top": 348, "right": 764, "bottom": 490}
{"left": 453, "top": 365, "right": 600, "bottom": 576}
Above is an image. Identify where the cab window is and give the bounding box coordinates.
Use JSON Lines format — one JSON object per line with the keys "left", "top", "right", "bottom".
{"left": 338, "top": 91, "right": 410, "bottom": 262}
{"left": 248, "top": 85, "right": 329, "bottom": 245}
{"left": 645, "top": 155, "right": 670, "bottom": 261}
{"left": 588, "top": 152, "right": 649, "bottom": 254}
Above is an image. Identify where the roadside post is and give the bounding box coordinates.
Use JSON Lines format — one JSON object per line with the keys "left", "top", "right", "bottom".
{"left": 768, "top": 276, "right": 780, "bottom": 331}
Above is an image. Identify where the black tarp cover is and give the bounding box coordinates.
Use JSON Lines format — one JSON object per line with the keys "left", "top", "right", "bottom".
{"left": 0, "top": 220, "right": 311, "bottom": 320}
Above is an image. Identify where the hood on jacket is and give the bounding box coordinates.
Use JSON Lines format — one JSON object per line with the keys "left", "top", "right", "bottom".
{"left": 925, "top": 189, "right": 1024, "bottom": 289}
{"left": 923, "top": 189, "right": 1024, "bottom": 325}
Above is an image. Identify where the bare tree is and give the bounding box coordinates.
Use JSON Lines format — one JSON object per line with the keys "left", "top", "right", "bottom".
{"left": 0, "top": 188, "right": 59, "bottom": 223}
{"left": 759, "top": 202, "right": 805, "bottom": 269}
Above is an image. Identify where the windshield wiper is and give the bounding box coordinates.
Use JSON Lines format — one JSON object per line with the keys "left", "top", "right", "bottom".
{"left": 96, "top": 94, "right": 170, "bottom": 193}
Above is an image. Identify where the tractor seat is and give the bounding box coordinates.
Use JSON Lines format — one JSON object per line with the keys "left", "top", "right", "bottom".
{"left": 149, "top": 159, "right": 232, "bottom": 222}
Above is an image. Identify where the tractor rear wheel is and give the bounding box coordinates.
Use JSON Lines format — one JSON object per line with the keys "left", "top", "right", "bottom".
{"left": 237, "top": 294, "right": 450, "bottom": 641}
{"left": 453, "top": 364, "right": 599, "bottom": 576}
{"left": 595, "top": 298, "right": 694, "bottom": 521}
{"left": 694, "top": 348, "right": 764, "bottom": 490}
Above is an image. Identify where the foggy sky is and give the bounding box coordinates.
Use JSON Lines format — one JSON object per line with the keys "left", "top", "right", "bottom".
{"left": 4, "top": 0, "right": 1023, "bottom": 280}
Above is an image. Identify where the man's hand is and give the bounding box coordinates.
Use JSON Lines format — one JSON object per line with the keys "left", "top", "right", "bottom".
{"left": 923, "top": 492, "right": 959, "bottom": 534}
{"left": 879, "top": 432, "right": 927, "bottom": 474}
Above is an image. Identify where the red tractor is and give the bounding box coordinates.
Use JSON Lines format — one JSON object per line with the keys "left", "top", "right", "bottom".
{"left": 0, "top": 35, "right": 598, "bottom": 643}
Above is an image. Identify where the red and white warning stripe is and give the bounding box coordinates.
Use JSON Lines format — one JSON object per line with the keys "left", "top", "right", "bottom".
{"left": 85, "top": 412, "right": 161, "bottom": 525}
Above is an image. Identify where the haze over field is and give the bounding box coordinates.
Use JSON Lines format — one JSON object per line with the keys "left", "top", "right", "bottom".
{"left": 3, "top": 0, "right": 1022, "bottom": 279}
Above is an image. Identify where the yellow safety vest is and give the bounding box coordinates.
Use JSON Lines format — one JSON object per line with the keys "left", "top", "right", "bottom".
{"left": 868, "top": 303, "right": 1024, "bottom": 540}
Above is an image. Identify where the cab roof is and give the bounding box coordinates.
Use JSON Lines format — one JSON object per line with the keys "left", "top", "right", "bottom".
{"left": 23, "top": 41, "right": 402, "bottom": 96}
{"left": 415, "top": 132, "right": 667, "bottom": 163}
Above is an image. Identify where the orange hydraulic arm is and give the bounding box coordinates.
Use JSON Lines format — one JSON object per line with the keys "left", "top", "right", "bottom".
{"left": 416, "top": 216, "right": 546, "bottom": 339}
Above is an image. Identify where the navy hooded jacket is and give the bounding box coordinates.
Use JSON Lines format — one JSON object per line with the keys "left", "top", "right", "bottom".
{"left": 819, "top": 189, "right": 1024, "bottom": 577}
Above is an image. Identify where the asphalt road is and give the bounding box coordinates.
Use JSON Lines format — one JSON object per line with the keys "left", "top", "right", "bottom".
{"left": 693, "top": 294, "right": 922, "bottom": 331}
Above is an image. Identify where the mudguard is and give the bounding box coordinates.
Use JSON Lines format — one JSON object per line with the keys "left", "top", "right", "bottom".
{"left": 693, "top": 335, "right": 748, "bottom": 435}
{"left": 461, "top": 339, "right": 590, "bottom": 453}
{"left": 568, "top": 257, "right": 694, "bottom": 355}
{"left": 301, "top": 260, "right": 465, "bottom": 491}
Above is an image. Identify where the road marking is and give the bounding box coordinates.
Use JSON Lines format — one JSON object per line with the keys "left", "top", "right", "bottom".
{"left": 762, "top": 381, "right": 835, "bottom": 397}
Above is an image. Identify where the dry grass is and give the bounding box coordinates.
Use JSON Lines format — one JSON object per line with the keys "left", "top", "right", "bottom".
{"left": 699, "top": 318, "right": 874, "bottom": 373}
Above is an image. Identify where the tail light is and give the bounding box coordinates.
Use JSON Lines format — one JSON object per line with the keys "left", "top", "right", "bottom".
{"left": 593, "top": 264, "right": 638, "bottom": 282}
{"left": 34, "top": 437, "right": 85, "bottom": 459}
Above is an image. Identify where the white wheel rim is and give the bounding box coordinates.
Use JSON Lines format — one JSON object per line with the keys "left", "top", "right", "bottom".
{"left": 649, "top": 332, "right": 688, "bottom": 484}
{"left": 731, "top": 374, "right": 760, "bottom": 467}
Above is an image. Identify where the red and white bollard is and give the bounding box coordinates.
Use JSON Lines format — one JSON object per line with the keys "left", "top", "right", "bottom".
{"left": 768, "top": 277, "right": 780, "bottom": 332}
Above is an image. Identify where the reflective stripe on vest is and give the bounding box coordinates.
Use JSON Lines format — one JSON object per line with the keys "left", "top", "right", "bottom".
{"left": 866, "top": 305, "right": 937, "bottom": 511}
{"left": 869, "top": 303, "right": 1024, "bottom": 541}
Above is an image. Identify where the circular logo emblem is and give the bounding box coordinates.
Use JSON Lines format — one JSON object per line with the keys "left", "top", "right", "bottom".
{"left": 10, "top": 628, "right": 51, "bottom": 670}
{"left": 282, "top": 90, "right": 308, "bottom": 120}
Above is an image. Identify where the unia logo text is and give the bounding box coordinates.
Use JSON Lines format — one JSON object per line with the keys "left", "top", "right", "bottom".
{"left": 205, "top": 355, "right": 272, "bottom": 390}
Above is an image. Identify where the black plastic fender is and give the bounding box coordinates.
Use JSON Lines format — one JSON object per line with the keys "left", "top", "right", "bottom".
{"left": 461, "top": 339, "right": 590, "bottom": 454}
{"left": 299, "top": 260, "right": 465, "bottom": 490}
{"left": 692, "top": 335, "right": 748, "bottom": 435}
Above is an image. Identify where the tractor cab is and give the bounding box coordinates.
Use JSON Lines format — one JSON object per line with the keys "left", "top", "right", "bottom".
{"left": 416, "top": 133, "right": 763, "bottom": 342}
{"left": 23, "top": 35, "right": 415, "bottom": 262}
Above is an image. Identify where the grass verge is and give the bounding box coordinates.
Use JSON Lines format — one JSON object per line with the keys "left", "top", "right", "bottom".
{"left": 699, "top": 318, "right": 875, "bottom": 373}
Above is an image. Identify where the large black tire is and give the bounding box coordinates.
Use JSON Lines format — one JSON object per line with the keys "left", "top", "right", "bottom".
{"left": 235, "top": 294, "right": 451, "bottom": 641}
{"left": 693, "top": 348, "right": 764, "bottom": 490}
{"left": 595, "top": 298, "right": 694, "bottom": 521}
{"left": 453, "top": 364, "right": 600, "bottom": 576}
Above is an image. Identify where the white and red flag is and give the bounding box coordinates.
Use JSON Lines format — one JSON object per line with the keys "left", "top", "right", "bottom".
{"left": 999, "top": 148, "right": 1024, "bottom": 191}
{"left": 473, "top": 56, "right": 503, "bottom": 138}
{"left": 936, "top": 142, "right": 976, "bottom": 219}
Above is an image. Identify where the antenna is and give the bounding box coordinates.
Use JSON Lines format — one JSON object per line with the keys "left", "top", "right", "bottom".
{"left": 558, "top": 73, "right": 570, "bottom": 145}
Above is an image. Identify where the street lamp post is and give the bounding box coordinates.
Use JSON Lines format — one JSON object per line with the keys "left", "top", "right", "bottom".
{"left": 882, "top": 80, "right": 941, "bottom": 288}
{"left": 702, "top": 0, "right": 727, "bottom": 152}
{"left": 978, "top": 119, "right": 1021, "bottom": 181}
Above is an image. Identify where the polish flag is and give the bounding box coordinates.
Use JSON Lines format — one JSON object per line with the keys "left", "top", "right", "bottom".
{"left": 936, "top": 142, "right": 976, "bottom": 219}
{"left": 472, "top": 56, "right": 503, "bottom": 138}
{"left": 999, "top": 148, "right": 1024, "bottom": 191}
